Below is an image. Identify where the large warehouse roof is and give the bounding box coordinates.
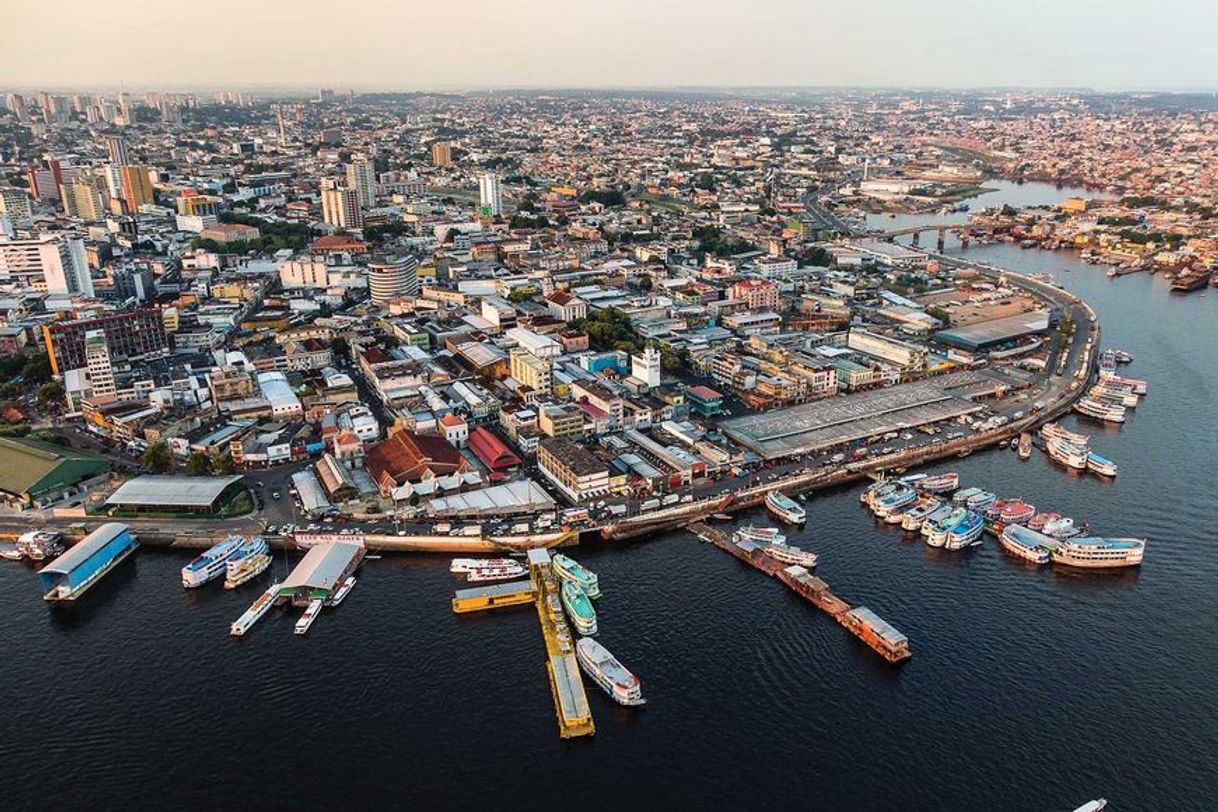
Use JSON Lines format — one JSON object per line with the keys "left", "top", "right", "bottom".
{"left": 282, "top": 541, "right": 363, "bottom": 591}
{"left": 426, "top": 479, "right": 555, "bottom": 517}
{"left": 0, "top": 437, "right": 109, "bottom": 500}
{"left": 106, "top": 475, "right": 243, "bottom": 507}
{"left": 722, "top": 372, "right": 993, "bottom": 459}
{"left": 934, "top": 310, "right": 1050, "bottom": 349}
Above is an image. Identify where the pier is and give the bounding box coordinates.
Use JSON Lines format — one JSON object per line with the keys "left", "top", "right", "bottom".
{"left": 447, "top": 550, "right": 594, "bottom": 738}
{"left": 689, "top": 522, "right": 911, "bottom": 663}
{"left": 528, "top": 549, "right": 595, "bottom": 739}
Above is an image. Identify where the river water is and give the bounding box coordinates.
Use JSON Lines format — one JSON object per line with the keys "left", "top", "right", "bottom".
{"left": 862, "top": 179, "right": 1093, "bottom": 233}
{"left": 3, "top": 183, "right": 1217, "bottom": 810}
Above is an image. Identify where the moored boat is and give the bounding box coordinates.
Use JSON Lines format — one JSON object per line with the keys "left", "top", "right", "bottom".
{"left": 1017, "top": 432, "right": 1032, "bottom": 460}
{"left": 1043, "top": 516, "right": 1082, "bottom": 539}
{"left": 1074, "top": 398, "right": 1126, "bottom": 423}
{"left": 224, "top": 537, "right": 271, "bottom": 589}
{"left": 1101, "top": 374, "right": 1147, "bottom": 394}
{"left": 551, "top": 553, "right": 600, "bottom": 598}
{"left": 182, "top": 536, "right": 245, "bottom": 588}
{"left": 451, "top": 557, "right": 519, "bottom": 573}
{"left": 1046, "top": 437, "right": 1089, "bottom": 470}
{"left": 872, "top": 484, "right": 917, "bottom": 517}
{"left": 765, "top": 490, "right": 806, "bottom": 524}
{"left": 952, "top": 486, "right": 983, "bottom": 505}
{"left": 901, "top": 498, "right": 943, "bottom": 531}
{"left": 1028, "top": 512, "right": 1060, "bottom": 532}
{"left": 733, "top": 525, "right": 786, "bottom": 546}
{"left": 230, "top": 582, "right": 281, "bottom": 636}
{"left": 944, "top": 511, "right": 984, "bottom": 550}
{"left": 575, "top": 637, "right": 645, "bottom": 706}
{"left": 1051, "top": 537, "right": 1145, "bottom": 568}
{"left": 1041, "top": 422, "right": 1090, "bottom": 447}
{"left": 294, "top": 599, "right": 323, "bottom": 635}
{"left": 920, "top": 504, "right": 955, "bottom": 537}
{"left": 1087, "top": 452, "right": 1118, "bottom": 477}
{"left": 328, "top": 576, "right": 356, "bottom": 605}
{"left": 16, "top": 530, "right": 64, "bottom": 561}
{"left": 465, "top": 562, "right": 528, "bottom": 582}
{"left": 966, "top": 490, "right": 997, "bottom": 511}
{"left": 760, "top": 539, "right": 818, "bottom": 568}
{"left": 917, "top": 472, "right": 959, "bottom": 494}
{"left": 999, "top": 524, "right": 1055, "bottom": 565}
{"left": 862, "top": 481, "right": 898, "bottom": 507}
{"left": 926, "top": 507, "right": 966, "bottom": 547}
{"left": 560, "top": 580, "right": 598, "bottom": 636}
{"left": 999, "top": 499, "right": 1036, "bottom": 525}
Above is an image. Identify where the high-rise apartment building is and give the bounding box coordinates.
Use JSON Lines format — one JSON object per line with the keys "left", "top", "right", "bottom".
{"left": 27, "top": 161, "right": 65, "bottom": 201}
{"left": 83, "top": 330, "right": 115, "bottom": 398}
{"left": 119, "top": 165, "right": 155, "bottom": 213}
{"left": 60, "top": 175, "right": 108, "bottom": 220}
{"left": 320, "top": 183, "right": 362, "bottom": 229}
{"left": 430, "top": 141, "right": 452, "bottom": 167}
{"left": 345, "top": 156, "right": 377, "bottom": 209}
{"left": 479, "top": 172, "right": 502, "bottom": 217}
{"left": 0, "top": 188, "right": 33, "bottom": 222}
{"left": 106, "top": 135, "right": 131, "bottom": 166}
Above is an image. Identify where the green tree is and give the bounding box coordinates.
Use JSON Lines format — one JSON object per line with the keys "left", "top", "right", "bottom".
{"left": 508, "top": 286, "right": 537, "bottom": 303}
{"left": 330, "top": 336, "right": 350, "bottom": 358}
{"left": 213, "top": 452, "right": 236, "bottom": 475}
{"left": 185, "top": 451, "right": 213, "bottom": 476}
{"left": 20, "top": 353, "right": 52, "bottom": 385}
{"left": 141, "top": 441, "right": 172, "bottom": 474}
{"left": 35, "top": 380, "right": 64, "bottom": 411}
{"left": 800, "top": 246, "right": 833, "bottom": 267}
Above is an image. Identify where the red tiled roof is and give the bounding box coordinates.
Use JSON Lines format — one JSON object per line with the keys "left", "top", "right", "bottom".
{"left": 688, "top": 385, "right": 723, "bottom": 401}
{"left": 312, "top": 235, "right": 369, "bottom": 252}
{"left": 365, "top": 430, "right": 469, "bottom": 488}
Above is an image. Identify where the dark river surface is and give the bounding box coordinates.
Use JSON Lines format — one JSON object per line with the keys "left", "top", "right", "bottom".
{"left": 3, "top": 185, "right": 1216, "bottom": 809}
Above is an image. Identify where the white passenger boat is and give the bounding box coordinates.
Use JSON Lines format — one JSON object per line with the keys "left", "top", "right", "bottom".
{"left": 230, "top": 583, "right": 281, "bottom": 636}
{"left": 294, "top": 599, "right": 324, "bottom": 635}
{"left": 328, "top": 576, "right": 356, "bottom": 606}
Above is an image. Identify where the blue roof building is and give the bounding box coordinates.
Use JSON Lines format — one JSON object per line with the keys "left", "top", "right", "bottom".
{"left": 40, "top": 523, "right": 138, "bottom": 602}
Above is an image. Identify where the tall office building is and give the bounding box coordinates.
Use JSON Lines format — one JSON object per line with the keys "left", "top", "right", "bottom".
{"left": 345, "top": 156, "right": 377, "bottom": 209}
{"left": 479, "top": 172, "right": 502, "bottom": 217}
{"left": 106, "top": 135, "right": 131, "bottom": 166}
{"left": 83, "top": 330, "right": 115, "bottom": 398}
{"left": 320, "top": 184, "right": 363, "bottom": 229}
{"left": 0, "top": 234, "right": 93, "bottom": 297}
{"left": 430, "top": 141, "right": 452, "bottom": 167}
{"left": 366, "top": 255, "right": 419, "bottom": 305}
{"left": 119, "top": 165, "right": 155, "bottom": 213}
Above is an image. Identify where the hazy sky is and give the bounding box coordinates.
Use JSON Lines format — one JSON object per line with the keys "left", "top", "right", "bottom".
{"left": 9, "top": 0, "right": 1218, "bottom": 91}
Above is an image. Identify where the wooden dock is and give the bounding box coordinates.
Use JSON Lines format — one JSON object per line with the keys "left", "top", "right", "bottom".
{"left": 689, "top": 522, "right": 911, "bottom": 664}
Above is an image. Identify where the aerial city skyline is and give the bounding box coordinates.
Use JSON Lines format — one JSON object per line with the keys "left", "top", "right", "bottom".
{"left": 2, "top": 3, "right": 1216, "bottom": 810}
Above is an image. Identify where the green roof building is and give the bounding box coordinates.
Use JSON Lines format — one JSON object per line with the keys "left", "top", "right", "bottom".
{"left": 0, "top": 437, "right": 110, "bottom": 508}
